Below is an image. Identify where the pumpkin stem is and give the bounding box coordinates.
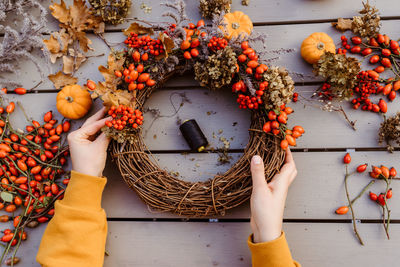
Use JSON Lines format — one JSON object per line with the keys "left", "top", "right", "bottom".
{"left": 231, "top": 22, "right": 240, "bottom": 29}
{"left": 317, "top": 42, "right": 325, "bottom": 50}
{"left": 65, "top": 96, "right": 74, "bottom": 103}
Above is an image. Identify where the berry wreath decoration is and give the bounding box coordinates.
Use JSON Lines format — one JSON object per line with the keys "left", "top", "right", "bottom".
{"left": 88, "top": 1, "right": 304, "bottom": 216}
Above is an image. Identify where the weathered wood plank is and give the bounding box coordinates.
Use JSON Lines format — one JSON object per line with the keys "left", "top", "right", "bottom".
{"left": 36, "top": 0, "right": 400, "bottom": 30}
{"left": 9, "top": 19, "right": 400, "bottom": 90}
{"left": 14, "top": 221, "right": 400, "bottom": 267}
{"left": 103, "top": 222, "right": 400, "bottom": 267}
{"left": 102, "top": 151, "right": 400, "bottom": 220}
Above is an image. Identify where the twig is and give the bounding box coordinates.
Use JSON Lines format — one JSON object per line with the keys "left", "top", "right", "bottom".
{"left": 382, "top": 176, "right": 391, "bottom": 239}
{"left": 350, "top": 180, "right": 375, "bottom": 205}
{"left": 344, "top": 165, "right": 364, "bottom": 245}
{"left": 338, "top": 105, "right": 357, "bottom": 131}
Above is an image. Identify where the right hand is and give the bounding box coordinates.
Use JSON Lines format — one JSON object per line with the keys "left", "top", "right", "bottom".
{"left": 67, "top": 108, "right": 112, "bottom": 177}
{"left": 250, "top": 149, "right": 297, "bottom": 243}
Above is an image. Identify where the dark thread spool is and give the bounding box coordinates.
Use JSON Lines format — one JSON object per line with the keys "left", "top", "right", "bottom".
{"left": 179, "top": 119, "right": 208, "bottom": 152}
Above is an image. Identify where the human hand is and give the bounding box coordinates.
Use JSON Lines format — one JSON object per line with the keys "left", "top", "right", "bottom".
{"left": 68, "top": 107, "right": 112, "bottom": 177}
{"left": 250, "top": 149, "right": 297, "bottom": 243}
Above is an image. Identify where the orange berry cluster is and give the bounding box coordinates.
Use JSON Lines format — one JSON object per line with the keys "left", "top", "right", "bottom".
{"left": 125, "top": 33, "right": 165, "bottom": 57}
{"left": 180, "top": 20, "right": 207, "bottom": 60}
{"left": 237, "top": 41, "right": 268, "bottom": 78}
{"left": 207, "top": 36, "right": 227, "bottom": 51}
{"left": 232, "top": 41, "right": 271, "bottom": 109}
{"left": 114, "top": 63, "right": 156, "bottom": 91}
{"left": 106, "top": 105, "right": 144, "bottom": 130}
{"left": 262, "top": 105, "right": 304, "bottom": 149}
{"left": 234, "top": 80, "right": 268, "bottom": 109}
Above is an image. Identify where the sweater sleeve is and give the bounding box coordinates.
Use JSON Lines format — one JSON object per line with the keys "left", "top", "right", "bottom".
{"left": 248, "top": 232, "right": 301, "bottom": 267}
{"left": 36, "top": 170, "right": 107, "bottom": 267}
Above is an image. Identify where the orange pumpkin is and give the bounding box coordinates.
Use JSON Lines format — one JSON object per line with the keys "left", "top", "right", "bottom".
{"left": 220, "top": 11, "right": 253, "bottom": 40}
{"left": 301, "top": 32, "right": 336, "bottom": 64}
{"left": 56, "top": 84, "right": 92, "bottom": 120}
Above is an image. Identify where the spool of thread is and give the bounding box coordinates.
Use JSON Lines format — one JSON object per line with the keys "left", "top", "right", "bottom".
{"left": 179, "top": 119, "right": 208, "bottom": 152}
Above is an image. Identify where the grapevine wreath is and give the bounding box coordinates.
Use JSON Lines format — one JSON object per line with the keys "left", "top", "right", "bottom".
{"left": 89, "top": 1, "right": 304, "bottom": 217}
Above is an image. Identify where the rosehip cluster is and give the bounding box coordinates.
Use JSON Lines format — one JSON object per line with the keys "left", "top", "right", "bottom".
{"left": 105, "top": 105, "right": 144, "bottom": 130}
{"left": 124, "top": 34, "right": 165, "bottom": 57}
{"left": 351, "top": 71, "right": 389, "bottom": 113}
{"left": 292, "top": 92, "right": 298, "bottom": 102}
{"left": 114, "top": 63, "right": 155, "bottom": 91}
{"left": 262, "top": 105, "right": 303, "bottom": 149}
{"left": 236, "top": 94, "right": 262, "bottom": 109}
{"left": 207, "top": 36, "right": 228, "bottom": 51}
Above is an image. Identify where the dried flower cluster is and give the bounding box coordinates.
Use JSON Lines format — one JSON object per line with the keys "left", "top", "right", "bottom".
{"left": 351, "top": 1, "right": 380, "bottom": 38}
{"left": 313, "top": 52, "right": 360, "bottom": 100}
{"left": 194, "top": 47, "right": 237, "bottom": 90}
{"left": 332, "top": 1, "right": 380, "bottom": 38}
{"left": 0, "top": 0, "right": 49, "bottom": 87}
{"left": 88, "top": 0, "right": 131, "bottom": 25}
{"left": 262, "top": 66, "right": 295, "bottom": 109}
{"left": 379, "top": 113, "right": 400, "bottom": 153}
{"left": 199, "top": 0, "right": 231, "bottom": 19}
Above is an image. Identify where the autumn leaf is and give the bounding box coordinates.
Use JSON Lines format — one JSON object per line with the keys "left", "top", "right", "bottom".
{"left": 123, "top": 22, "right": 154, "bottom": 36}
{"left": 43, "top": 34, "right": 60, "bottom": 54}
{"left": 332, "top": 18, "right": 353, "bottom": 32}
{"left": 101, "top": 90, "right": 135, "bottom": 109}
{"left": 48, "top": 71, "right": 78, "bottom": 89}
{"left": 62, "top": 56, "right": 74, "bottom": 74}
{"left": 49, "top": 0, "right": 70, "bottom": 24}
{"left": 156, "top": 33, "right": 175, "bottom": 59}
{"left": 75, "top": 31, "right": 93, "bottom": 52}
{"left": 97, "top": 54, "right": 125, "bottom": 91}
{"left": 43, "top": 35, "right": 63, "bottom": 63}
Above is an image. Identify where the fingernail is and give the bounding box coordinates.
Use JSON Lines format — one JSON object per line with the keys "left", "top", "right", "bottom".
{"left": 252, "top": 155, "right": 262, "bottom": 165}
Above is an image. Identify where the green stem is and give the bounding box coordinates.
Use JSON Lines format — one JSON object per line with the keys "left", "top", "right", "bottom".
{"left": 350, "top": 180, "right": 375, "bottom": 205}
{"left": 382, "top": 176, "right": 391, "bottom": 239}
{"left": 344, "top": 165, "right": 364, "bottom": 245}
{"left": 0, "top": 183, "right": 38, "bottom": 199}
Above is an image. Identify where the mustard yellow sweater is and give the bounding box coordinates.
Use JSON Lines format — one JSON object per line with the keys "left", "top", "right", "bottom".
{"left": 36, "top": 171, "right": 300, "bottom": 267}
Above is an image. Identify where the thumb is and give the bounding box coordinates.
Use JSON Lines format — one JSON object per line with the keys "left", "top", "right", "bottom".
{"left": 250, "top": 155, "right": 267, "bottom": 191}
{"left": 79, "top": 117, "right": 111, "bottom": 137}
{"left": 94, "top": 132, "right": 111, "bottom": 148}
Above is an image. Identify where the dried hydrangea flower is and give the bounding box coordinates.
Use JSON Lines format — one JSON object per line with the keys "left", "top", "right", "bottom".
{"left": 351, "top": 1, "right": 380, "bottom": 38}
{"left": 194, "top": 47, "right": 237, "bottom": 90}
{"left": 262, "top": 66, "right": 295, "bottom": 109}
{"left": 199, "top": 0, "right": 231, "bottom": 19}
{"left": 313, "top": 52, "right": 360, "bottom": 100}
{"left": 379, "top": 113, "right": 400, "bottom": 153}
{"left": 89, "top": 0, "right": 131, "bottom": 25}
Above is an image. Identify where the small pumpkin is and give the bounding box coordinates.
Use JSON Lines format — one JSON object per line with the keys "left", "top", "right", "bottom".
{"left": 56, "top": 84, "right": 92, "bottom": 120}
{"left": 301, "top": 32, "right": 336, "bottom": 64}
{"left": 220, "top": 11, "right": 253, "bottom": 40}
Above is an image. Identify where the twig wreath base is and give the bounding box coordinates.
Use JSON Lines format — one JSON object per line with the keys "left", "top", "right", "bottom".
{"left": 111, "top": 75, "right": 285, "bottom": 217}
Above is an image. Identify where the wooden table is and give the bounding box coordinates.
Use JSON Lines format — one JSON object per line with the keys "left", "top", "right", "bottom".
{"left": 5, "top": 0, "right": 400, "bottom": 266}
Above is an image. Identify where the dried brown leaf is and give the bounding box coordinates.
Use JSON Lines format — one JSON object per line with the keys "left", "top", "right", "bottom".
{"left": 123, "top": 22, "right": 154, "bottom": 36}
{"left": 70, "top": 0, "right": 94, "bottom": 31}
{"left": 75, "top": 31, "right": 93, "bottom": 52}
{"left": 48, "top": 71, "right": 78, "bottom": 89}
{"left": 93, "top": 54, "right": 125, "bottom": 100}
{"left": 49, "top": 0, "right": 70, "bottom": 24}
{"left": 156, "top": 33, "right": 175, "bottom": 59}
{"left": 62, "top": 56, "right": 74, "bottom": 74}
{"left": 43, "top": 34, "right": 61, "bottom": 54}
{"left": 101, "top": 90, "right": 134, "bottom": 108}
{"left": 332, "top": 18, "right": 353, "bottom": 31}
